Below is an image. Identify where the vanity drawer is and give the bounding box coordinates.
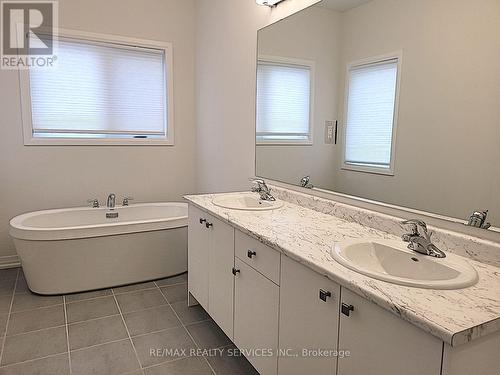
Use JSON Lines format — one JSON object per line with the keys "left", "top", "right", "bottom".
{"left": 235, "top": 230, "right": 280, "bottom": 285}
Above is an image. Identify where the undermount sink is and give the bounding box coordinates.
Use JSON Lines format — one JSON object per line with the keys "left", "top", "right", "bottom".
{"left": 212, "top": 193, "right": 284, "bottom": 211}
{"left": 331, "top": 238, "right": 478, "bottom": 289}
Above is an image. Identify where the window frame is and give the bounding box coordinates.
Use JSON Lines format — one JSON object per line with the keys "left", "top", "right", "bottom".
{"left": 19, "top": 28, "right": 174, "bottom": 146}
{"left": 341, "top": 51, "right": 403, "bottom": 175}
{"left": 256, "top": 55, "right": 315, "bottom": 146}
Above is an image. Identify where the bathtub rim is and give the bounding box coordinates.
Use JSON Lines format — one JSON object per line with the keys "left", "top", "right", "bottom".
{"left": 9, "top": 202, "right": 188, "bottom": 241}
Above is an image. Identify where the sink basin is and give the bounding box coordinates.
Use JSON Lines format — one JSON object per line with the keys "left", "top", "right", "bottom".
{"left": 212, "top": 193, "right": 284, "bottom": 211}
{"left": 331, "top": 239, "right": 478, "bottom": 289}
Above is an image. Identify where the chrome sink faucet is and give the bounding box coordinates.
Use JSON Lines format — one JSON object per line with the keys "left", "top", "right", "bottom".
{"left": 401, "top": 219, "right": 446, "bottom": 258}
{"left": 251, "top": 178, "right": 276, "bottom": 201}
{"left": 107, "top": 193, "right": 116, "bottom": 210}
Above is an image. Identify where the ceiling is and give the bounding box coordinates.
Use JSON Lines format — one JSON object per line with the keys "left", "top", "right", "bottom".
{"left": 317, "top": 0, "right": 373, "bottom": 12}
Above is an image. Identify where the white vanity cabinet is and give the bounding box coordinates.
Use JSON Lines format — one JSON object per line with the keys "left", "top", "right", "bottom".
{"left": 278, "top": 255, "right": 340, "bottom": 375}
{"left": 337, "top": 288, "right": 442, "bottom": 375}
{"left": 187, "top": 205, "right": 234, "bottom": 339}
{"left": 187, "top": 203, "right": 497, "bottom": 375}
{"left": 233, "top": 230, "right": 281, "bottom": 375}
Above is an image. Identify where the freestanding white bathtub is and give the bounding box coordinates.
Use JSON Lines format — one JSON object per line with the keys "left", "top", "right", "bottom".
{"left": 9, "top": 203, "right": 188, "bottom": 295}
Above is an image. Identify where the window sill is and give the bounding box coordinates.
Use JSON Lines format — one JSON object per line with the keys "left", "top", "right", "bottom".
{"left": 23, "top": 137, "right": 174, "bottom": 146}
{"left": 341, "top": 163, "right": 394, "bottom": 176}
{"left": 256, "top": 141, "right": 313, "bottom": 146}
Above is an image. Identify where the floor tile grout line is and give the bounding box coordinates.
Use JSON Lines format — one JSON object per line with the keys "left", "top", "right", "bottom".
{"left": 10, "top": 302, "right": 65, "bottom": 314}
{"left": 111, "top": 288, "right": 143, "bottom": 371}
{"left": 6, "top": 324, "right": 67, "bottom": 338}
{"left": 70, "top": 337, "right": 131, "bottom": 354}
{"left": 62, "top": 296, "right": 72, "bottom": 375}
{"left": 0, "top": 268, "right": 19, "bottom": 366}
{"left": 156, "top": 285, "right": 217, "bottom": 375}
{"left": 0, "top": 351, "right": 69, "bottom": 369}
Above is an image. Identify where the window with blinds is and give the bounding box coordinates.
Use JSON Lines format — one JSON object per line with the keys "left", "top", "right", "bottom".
{"left": 22, "top": 33, "right": 173, "bottom": 145}
{"left": 343, "top": 57, "right": 400, "bottom": 173}
{"left": 256, "top": 60, "right": 312, "bottom": 144}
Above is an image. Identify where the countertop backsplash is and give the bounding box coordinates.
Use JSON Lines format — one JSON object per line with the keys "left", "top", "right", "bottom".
{"left": 270, "top": 185, "right": 500, "bottom": 268}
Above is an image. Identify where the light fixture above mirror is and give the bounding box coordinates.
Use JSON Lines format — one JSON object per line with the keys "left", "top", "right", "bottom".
{"left": 256, "top": 0, "right": 286, "bottom": 7}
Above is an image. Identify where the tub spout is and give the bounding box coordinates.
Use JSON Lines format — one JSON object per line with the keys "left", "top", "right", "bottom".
{"left": 107, "top": 193, "right": 116, "bottom": 210}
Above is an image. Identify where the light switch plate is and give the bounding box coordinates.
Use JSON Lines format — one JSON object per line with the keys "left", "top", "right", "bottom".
{"left": 325, "top": 120, "right": 334, "bottom": 144}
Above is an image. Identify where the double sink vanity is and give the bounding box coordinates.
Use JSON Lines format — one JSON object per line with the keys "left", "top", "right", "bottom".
{"left": 185, "top": 187, "right": 500, "bottom": 375}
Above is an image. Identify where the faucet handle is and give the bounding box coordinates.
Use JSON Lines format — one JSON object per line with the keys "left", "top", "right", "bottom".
{"left": 87, "top": 198, "right": 100, "bottom": 208}
{"left": 122, "top": 197, "right": 134, "bottom": 206}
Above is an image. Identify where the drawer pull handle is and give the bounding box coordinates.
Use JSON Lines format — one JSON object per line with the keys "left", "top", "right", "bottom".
{"left": 232, "top": 267, "right": 240, "bottom": 276}
{"left": 205, "top": 222, "right": 213, "bottom": 228}
{"left": 247, "top": 250, "right": 257, "bottom": 259}
{"left": 341, "top": 303, "right": 354, "bottom": 317}
{"left": 319, "top": 289, "right": 331, "bottom": 302}
{"left": 199, "top": 218, "right": 206, "bottom": 224}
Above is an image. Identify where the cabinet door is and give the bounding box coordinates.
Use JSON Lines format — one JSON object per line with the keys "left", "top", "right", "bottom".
{"left": 234, "top": 257, "right": 279, "bottom": 375}
{"left": 278, "top": 256, "right": 340, "bottom": 375}
{"left": 207, "top": 214, "right": 234, "bottom": 339}
{"left": 337, "top": 288, "right": 442, "bottom": 375}
{"left": 187, "top": 205, "right": 209, "bottom": 309}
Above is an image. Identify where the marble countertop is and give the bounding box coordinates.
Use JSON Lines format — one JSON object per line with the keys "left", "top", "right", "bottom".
{"left": 184, "top": 192, "right": 500, "bottom": 347}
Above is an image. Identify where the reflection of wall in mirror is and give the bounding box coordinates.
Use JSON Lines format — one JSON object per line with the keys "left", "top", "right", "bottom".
{"left": 256, "top": 6, "right": 341, "bottom": 190}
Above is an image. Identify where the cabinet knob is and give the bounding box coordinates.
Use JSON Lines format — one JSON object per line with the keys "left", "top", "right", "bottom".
{"left": 199, "top": 218, "right": 206, "bottom": 224}
{"left": 232, "top": 267, "right": 240, "bottom": 276}
{"left": 205, "top": 222, "right": 213, "bottom": 228}
{"left": 247, "top": 250, "right": 256, "bottom": 259}
{"left": 341, "top": 303, "right": 354, "bottom": 317}
{"left": 319, "top": 289, "right": 332, "bottom": 302}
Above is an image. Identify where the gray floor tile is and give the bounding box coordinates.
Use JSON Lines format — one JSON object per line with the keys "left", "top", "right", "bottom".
{"left": 0, "top": 269, "right": 18, "bottom": 281}
{"left": 155, "top": 273, "right": 188, "bottom": 287}
{"left": 145, "top": 356, "right": 213, "bottom": 375}
{"left": 0, "top": 279, "right": 16, "bottom": 296}
{"left": 65, "top": 289, "right": 112, "bottom": 303}
{"left": 11, "top": 293, "right": 62, "bottom": 312}
{"left": 0, "top": 314, "right": 8, "bottom": 336}
{"left": 205, "top": 345, "right": 258, "bottom": 375}
{"left": 66, "top": 296, "right": 119, "bottom": 324}
{"left": 1, "top": 326, "right": 67, "bottom": 366}
{"left": 186, "top": 321, "right": 231, "bottom": 350}
{"left": 71, "top": 339, "right": 140, "bottom": 375}
{"left": 160, "top": 284, "right": 188, "bottom": 304}
{"left": 123, "top": 305, "right": 182, "bottom": 337}
{"left": 132, "top": 327, "right": 196, "bottom": 368}
{"left": 7, "top": 305, "right": 65, "bottom": 336}
{"left": 0, "top": 353, "right": 70, "bottom": 375}
{"left": 0, "top": 295, "right": 13, "bottom": 314}
{"left": 68, "top": 315, "right": 128, "bottom": 350}
{"left": 115, "top": 289, "right": 166, "bottom": 314}
{"left": 13, "top": 278, "right": 28, "bottom": 295}
{"left": 171, "top": 301, "right": 210, "bottom": 326}
{"left": 113, "top": 282, "right": 157, "bottom": 294}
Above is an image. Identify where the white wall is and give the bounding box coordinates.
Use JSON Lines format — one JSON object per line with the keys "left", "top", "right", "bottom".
{"left": 195, "top": 0, "right": 321, "bottom": 193}
{"left": 256, "top": 6, "right": 340, "bottom": 189}
{"left": 0, "top": 0, "right": 197, "bottom": 262}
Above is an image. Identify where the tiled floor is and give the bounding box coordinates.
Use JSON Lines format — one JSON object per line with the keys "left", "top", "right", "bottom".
{"left": 0, "top": 268, "right": 258, "bottom": 375}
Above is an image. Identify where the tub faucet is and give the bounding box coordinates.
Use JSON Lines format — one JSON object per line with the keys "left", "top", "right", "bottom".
{"left": 107, "top": 193, "right": 116, "bottom": 210}
{"left": 401, "top": 219, "right": 446, "bottom": 258}
{"left": 251, "top": 179, "right": 275, "bottom": 201}
{"left": 87, "top": 198, "right": 100, "bottom": 208}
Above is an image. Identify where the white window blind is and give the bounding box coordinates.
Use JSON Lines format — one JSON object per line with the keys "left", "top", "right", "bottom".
{"left": 29, "top": 37, "right": 167, "bottom": 139}
{"left": 256, "top": 61, "right": 311, "bottom": 143}
{"left": 344, "top": 59, "right": 398, "bottom": 169}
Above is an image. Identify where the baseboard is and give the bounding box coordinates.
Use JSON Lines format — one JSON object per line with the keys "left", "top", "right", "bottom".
{"left": 0, "top": 255, "right": 21, "bottom": 269}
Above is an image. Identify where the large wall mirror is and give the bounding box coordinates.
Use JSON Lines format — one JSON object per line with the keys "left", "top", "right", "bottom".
{"left": 255, "top": 0, "right": 500, "bottom": 228}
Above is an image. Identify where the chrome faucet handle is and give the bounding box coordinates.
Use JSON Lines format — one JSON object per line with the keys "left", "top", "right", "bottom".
{"left": 87, "top": 199, "right": 100, "bottom": 208}
{"left": 122, "top": 197, "right": 134, "bottom": 206}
